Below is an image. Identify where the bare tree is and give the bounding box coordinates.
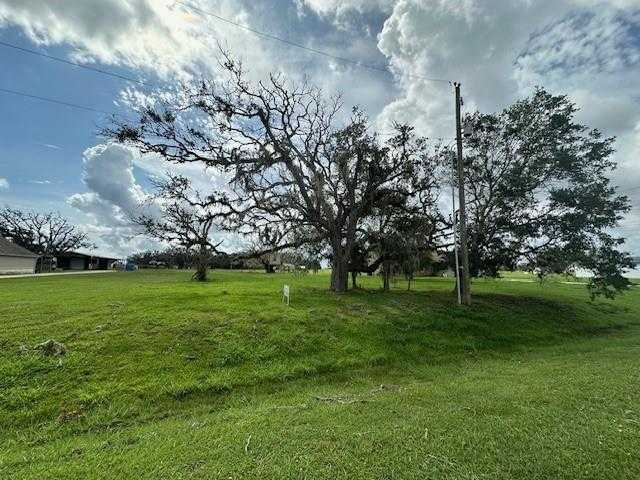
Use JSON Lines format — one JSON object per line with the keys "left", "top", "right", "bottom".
{"left": 0, "top": 207, "right": 92, "bottom": 257}
{"left": 106, "top": 52, "right": 440, "bottom": 292}
{"left": 133, "top": 174, "right": 227, "bottom": 281}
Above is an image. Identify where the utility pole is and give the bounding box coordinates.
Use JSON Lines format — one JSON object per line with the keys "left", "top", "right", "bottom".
{"left": 454, "top": 82, "right": 471, "bottom": 305}
{"left": 450, "top": 153, "right": 462, "bottom": 306}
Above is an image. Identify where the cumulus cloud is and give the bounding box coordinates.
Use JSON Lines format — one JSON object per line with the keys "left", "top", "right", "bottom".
{"left": 297, "top": 0, "right": 394, "bottom": 17}
{"left": 68, "top": 143, "right": 147, "bottom": 222}
{"left": 1, "top": 0, "right": 177, "bottom": 78}
{"left": 0, "top": 0, "right": 390, "bottom": 122}
{"left": 376, "top": 1, "right": 639, "bottom": 132}
{"left": 80, "top": 223, "right": 163, "bottom": 259}
{"left": 377, "top": 0, "right": 571, "bottom": 136}
{"left": 66, "top": 143, "right": 153, "bottom": 256}
{"left": 0, "top": 177, "right": 9, "bottom": 189}
{"left": 375, "top": 0, "right": 640, "bottom": 251}
{"left": 0, "top": 0, "right": 284, "bottom": 82}
{"left": 67, "top": 142, "right": 243, "bottom": 257}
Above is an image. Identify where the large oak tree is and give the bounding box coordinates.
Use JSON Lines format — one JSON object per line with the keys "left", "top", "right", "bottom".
{"left": 0, "top": 207, "right": 92, "bottom": 257}
{"left": 459, "top": 89, "right": 632, "bottom": 298}
{"left": 107, "top": 54, "right": 439, "bottom": 292}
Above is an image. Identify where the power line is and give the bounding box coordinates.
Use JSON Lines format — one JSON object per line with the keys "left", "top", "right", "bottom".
{"left": 0, "top": 3, "right": 453, "bottom": 116}
{"left": 0, "top": 87, "right": 115, "bottom": 115}
{"left": 0, "top": 40, "right": 149, "bottom": 87}
{"left": 173, "top": 0, "right": 452, "bottom": 85}
{"left": 0, "top": 84, "right": 451, "bottom": 142}
{"left": 0, "top": 86, "right": 449, "bottom": 145}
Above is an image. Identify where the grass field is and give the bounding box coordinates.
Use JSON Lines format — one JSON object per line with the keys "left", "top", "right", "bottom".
{"left": 1, "top": 270, "right": 639, "bottom": 479}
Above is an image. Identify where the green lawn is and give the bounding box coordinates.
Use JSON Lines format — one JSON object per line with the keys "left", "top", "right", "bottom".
{"left": 1, "top": 270, "right": 639, "bottom": 479}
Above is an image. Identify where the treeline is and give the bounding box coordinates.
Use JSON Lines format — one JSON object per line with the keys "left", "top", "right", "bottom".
{"left": 131, "top": 248, "right": 250, "bottom": 270}
{"left": 129, "top": 247, "right": 322, "bottom": 273}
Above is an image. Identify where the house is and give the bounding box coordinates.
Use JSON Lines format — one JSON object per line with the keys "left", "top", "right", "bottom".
{"left": 0, "top": 237, "right": 39, "bottom": 274}
{"left": 55, "top": 251, "right": 119, "bottom": 271}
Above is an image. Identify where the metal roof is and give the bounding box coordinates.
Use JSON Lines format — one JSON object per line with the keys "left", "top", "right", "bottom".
{"left": 0, "top": 237, "right": 38, "bottom": 258}
{"left": 56, "top": 251, "right": 119, "bottom": 260}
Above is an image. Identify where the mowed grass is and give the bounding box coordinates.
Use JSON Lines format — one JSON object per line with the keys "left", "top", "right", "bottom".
{"left": 1, "top": 270, "right": 639, "bottom": 479}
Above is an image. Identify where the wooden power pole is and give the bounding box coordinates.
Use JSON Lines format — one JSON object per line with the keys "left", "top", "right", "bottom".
{"left": 454, "top": 82, "right": 471, "bottom": 305}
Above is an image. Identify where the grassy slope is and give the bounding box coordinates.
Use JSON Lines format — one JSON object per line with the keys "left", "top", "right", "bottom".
{"left": 1, "top": 270, "right": 639, "bottom": 479}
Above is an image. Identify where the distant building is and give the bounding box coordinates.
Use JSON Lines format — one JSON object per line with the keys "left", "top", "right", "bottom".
{"left": 0, "top": 237, "right": 38, "bottom": 274}
{"left": 55, "top": 252, "right": 119, "bottom": 271}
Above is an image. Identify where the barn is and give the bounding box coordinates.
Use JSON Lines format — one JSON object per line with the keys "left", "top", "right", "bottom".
{"left": 55, "top": 251, "right": 119, "bottom": 271}
{"left": 0, "top": 237, "right": 38, "bottom": 274}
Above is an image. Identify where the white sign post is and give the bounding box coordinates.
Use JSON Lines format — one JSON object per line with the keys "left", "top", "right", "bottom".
{"left": 282, "top": 284, "right": 290, "bottom": 306}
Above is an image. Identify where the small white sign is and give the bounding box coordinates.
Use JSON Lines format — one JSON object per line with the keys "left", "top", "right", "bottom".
{"left": 282, "top": 284, "right": 290, "bottom": 305}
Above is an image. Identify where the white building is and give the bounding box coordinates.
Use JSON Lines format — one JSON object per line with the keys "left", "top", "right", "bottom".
{"left": 0, "top": 237, "right": 38, "bottom": 274}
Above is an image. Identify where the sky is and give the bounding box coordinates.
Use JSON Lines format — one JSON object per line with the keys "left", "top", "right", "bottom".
{"left": 0, "top": 0, "right": 638, "bottom": 258}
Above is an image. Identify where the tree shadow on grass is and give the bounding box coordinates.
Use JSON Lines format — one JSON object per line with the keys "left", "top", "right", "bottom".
{"left": 327, "top": 287, "right": 636, "bottom": 364}
{"left": 194, "top": 288, "right": 583, "bottom": 365}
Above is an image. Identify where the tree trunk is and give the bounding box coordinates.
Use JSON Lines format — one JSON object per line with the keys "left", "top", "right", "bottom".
{"left": 264, "top": 263, "right": 275, "bottom": 274}
{"left": 192, "top": 247, "right": 208, "bottom": 282}
{"left": 351, "top": 270, "right": 357, "bottom": 289}
{"left": 193, "top": 261, "right": 208, "bottom": 281}
{"left": 382, "top": 261, "right": 393, "bottom": 291}
{"left": 330, "top": 251, "right": 348, "bottom": 293}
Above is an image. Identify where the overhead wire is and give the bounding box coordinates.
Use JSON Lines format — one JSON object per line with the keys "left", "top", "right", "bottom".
{"left": 0, "top": 40, "right": 150, "bottom": 87}
{"left": 0, "top": 0, "right": 454, "bottom": 119}
{"left": 172, "top": 0, "right": 453, "bottom": 85}
{"left": 0, "top": 39, "right": 154, "bottom": 117}
{"left": 0, "top": 87, "right": 115, "bottom": 115}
